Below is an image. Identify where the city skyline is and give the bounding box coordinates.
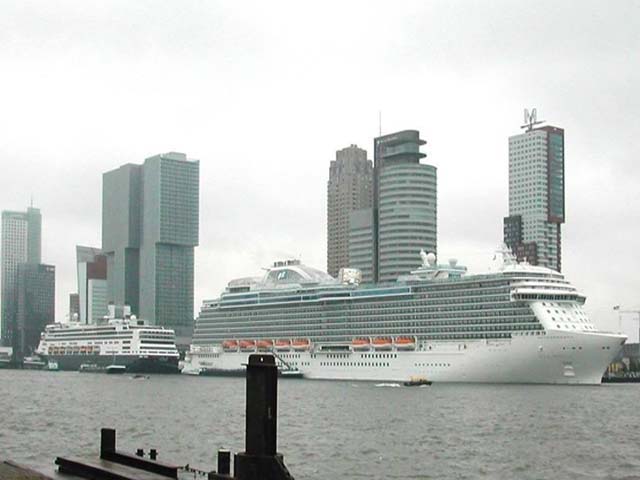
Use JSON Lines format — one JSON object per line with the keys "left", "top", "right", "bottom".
{"left": 0, "top": 2, "right": 638, "bottom": 340}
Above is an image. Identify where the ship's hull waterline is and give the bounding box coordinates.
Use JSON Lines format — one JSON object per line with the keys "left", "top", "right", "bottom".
{"left": 44, "top": 354, "right": 180, "bottom": 374}
{"left": 188, "top": 331, "right": 624, "bottom": 384}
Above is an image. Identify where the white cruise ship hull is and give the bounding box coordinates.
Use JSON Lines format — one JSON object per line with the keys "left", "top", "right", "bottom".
{"left": 186, "top": 331, "right": 624, "bottom": 384}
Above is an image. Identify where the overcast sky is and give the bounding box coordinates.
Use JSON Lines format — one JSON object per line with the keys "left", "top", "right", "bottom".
{"left": 1, "top": 1, "right": 638, "bottom": 339}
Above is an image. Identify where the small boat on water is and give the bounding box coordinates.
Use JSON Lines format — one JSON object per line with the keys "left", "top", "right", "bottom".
{"left": 403, "top": 376, "right": 432, "bottom": 387}
{"left": 79, "top": 363, "right": 105, "bottom": 373}
{"left": 278, "top": 367, "right": 304, "bottom": 379}
{"left": 0, "top": 347, "right": 13, "bottom": 369}
{"left": 23, "top": 356, "right": 46, "bottom": 370}
{"left": 106, "top": 364, "right": 127, "bottom": 374}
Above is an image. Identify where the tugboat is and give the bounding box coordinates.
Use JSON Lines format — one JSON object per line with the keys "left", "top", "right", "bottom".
{"left": 403, "top": 376, "right": 432, "bottom": 387}
{"left": 106, "top": 364, "right": 127, "bottom": 374}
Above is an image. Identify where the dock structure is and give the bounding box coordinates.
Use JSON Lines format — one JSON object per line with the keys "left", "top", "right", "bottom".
{"left": 0, "top": 461, "right": 53, "bottom": 480}
{"left": 1, "top": 354, "right": 295, "bottom": 480}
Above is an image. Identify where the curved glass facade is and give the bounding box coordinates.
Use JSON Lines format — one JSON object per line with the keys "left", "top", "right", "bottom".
{"left": 377, "top": 163, "right": 437, "bottom": 282}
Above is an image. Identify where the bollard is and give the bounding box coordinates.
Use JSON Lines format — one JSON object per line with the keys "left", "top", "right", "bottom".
{"left": 234, "top": 354, "right": 294, "bottom": 480}
{"left": 100, "top": 429, "right": 116, "bottom": 458}
{"left": 217, "top": 449, "right": 231, "bottom": 475}
{"left": 244, "top": 354, "right": 278, "bottom": 456}
{"left": 149, "top": 449, "right": 158, "bottom": 461}
{"left": 136, "top": 449, "right": 144, "bottom": 458}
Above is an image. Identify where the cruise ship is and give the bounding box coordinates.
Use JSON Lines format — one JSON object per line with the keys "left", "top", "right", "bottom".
{"left": 184, "top": 248, "right": 626, "bottom": 384}
{"left": 36, "top": 312, "right": 180, "bottom": 374}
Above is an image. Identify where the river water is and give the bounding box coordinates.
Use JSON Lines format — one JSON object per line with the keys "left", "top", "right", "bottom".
{"left": 1, "top": 369, "right": 639, "bottom": 480}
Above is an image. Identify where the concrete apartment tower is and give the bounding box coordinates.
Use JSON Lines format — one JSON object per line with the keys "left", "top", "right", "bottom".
{"left": 16, "top": 263, "right": 55, "bottom": 356}
{"left": 504, "top": 110, "right": 565, "bottom": 271}
{"left": 373, "top": 130, "right": 436, "bottom": 282}
{"left": 326, "top": 145, "right": 373, "bottom": 278}
{"left": 102, "top": 152, "right": 199, "bottom": 341}
{"left": 1, "top": 207, "right": 42, "bottom": 347}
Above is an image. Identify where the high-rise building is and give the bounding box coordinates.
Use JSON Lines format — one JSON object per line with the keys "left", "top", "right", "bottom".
{"left": 16, "top": 263, "right": 55, "bottom": 357}
{"left": 1, "top": 207, "right": 41, "bottom": 347}
{"left": 504, "top": 110, "right": 565, "bottom": 271}
{"left": 102, "top": 164, "right": 142, "bottom": 314}
{"left": 102, "top": 152, "right": 199, "bottom": 340}
{"left": 76, "top": 246, "right": 107, "bottom": 324}
{"left": 373, "top": 130, "right": 436, "bottom": 282}
{"left": 69, "top": 293, "right": 80, "bottom": 320}
{"left": 348, "top": 208, "right": 375, "bottom": 283}
{"left": 326, "top": 145, "right": 373, "bottom": 278}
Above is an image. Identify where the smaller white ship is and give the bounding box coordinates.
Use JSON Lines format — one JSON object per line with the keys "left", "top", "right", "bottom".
{"left": 36, "top": 306, "right": 180, "bottom": 374}
{"left": 22, "top": 356, "right": 46, "bottom": 370}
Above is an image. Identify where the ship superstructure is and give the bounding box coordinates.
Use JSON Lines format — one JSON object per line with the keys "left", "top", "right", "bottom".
{"left": 185, "top": 249, "right": 625, "bottom": 383}
{"left": 36, "top": 316, "right": 179, "bottom": 373}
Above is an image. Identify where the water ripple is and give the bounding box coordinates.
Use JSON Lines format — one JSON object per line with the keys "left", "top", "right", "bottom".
{"left": 2, "top": 371, "right": 640, "bottom": 479}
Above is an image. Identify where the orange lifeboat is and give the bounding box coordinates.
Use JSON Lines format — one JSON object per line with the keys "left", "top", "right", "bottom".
{"left": 239, "top": 340, "right": 256, "bottom": 352}
{"left": 275, "top": 339, "right": 291, "bottom": 351}
{"left": 291, "top": 338, "right": 311, "bottom": 351}
{"left": 372, "top": 337, "right": 393, "bottom": 351}
{"left": 222, "top": 340, "right": 239, "bottom": 352}
{"left": 352, "top": 337, "right": 371, "bottom": 351}
{"left": 256, "top": 339, "right": 274, "bottom": 351}
{"left": 394, "top": 336, "right": 416, "bottom": 351}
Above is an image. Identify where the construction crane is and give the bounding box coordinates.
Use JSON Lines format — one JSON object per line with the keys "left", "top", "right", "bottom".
{"left": 613, "top": 306, "right": 640, "bottom": 341}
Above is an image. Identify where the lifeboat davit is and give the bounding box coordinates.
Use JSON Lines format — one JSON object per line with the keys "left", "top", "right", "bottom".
{"left": 222, "top": 340, "right": 239, "bottom": 352}
{"left": 275, "top": 339, "right": 291, "bottom": 351}
{"left": 239, "top": 340, "right": 256, "bottom": 352}
{"left": 291, "top": 338, "right": 311, "bottom": 351}
{"left": 256, "top": 339, "right": 274, "bottom": 351}
{"left": 372, "top": 337, "right": 393, "bottom": 351}
{"left": 352, "top": 337, "right": 371, "bottom": 351}
{"left": 394, "top": 336, "right": 416, "bottom": 351}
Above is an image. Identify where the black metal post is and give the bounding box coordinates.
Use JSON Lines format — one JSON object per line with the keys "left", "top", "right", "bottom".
{"left": 234, "top": 354, "right": 294, "bottom": 480}
{"left": 100, "top": 429, "right": 116, "bottom": 458}
{"left": 244, "top": 354, "right": 278, "bottom": 456}
{"left": 217, "top": 449, "right": 231, "bottom": 475}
